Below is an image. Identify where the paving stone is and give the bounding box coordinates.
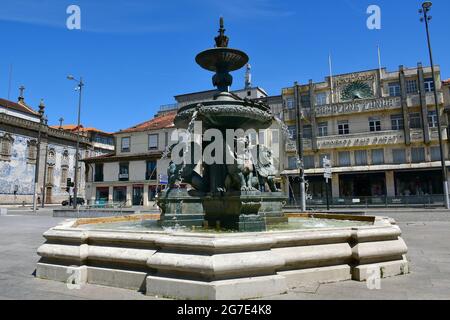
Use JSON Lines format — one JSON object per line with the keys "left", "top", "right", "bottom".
{"left": 1, "top": 210, "right": 450, "bottom": 299}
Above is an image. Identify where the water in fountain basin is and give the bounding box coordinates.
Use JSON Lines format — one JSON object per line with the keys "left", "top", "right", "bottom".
{"left": 78, "top": 217, "right": 372, "bottom": 233}
{"left": 177, "top": 109, "right": 200, "bottom": 181}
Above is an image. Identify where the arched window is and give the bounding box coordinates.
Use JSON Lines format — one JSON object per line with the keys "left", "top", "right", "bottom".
{"left": 0, "top": 134, "right": 14, "bottom": 161}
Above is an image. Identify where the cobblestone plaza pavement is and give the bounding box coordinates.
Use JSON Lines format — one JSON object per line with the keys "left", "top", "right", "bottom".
{"left": 0, "top": 208, "right": 449, "bottom": 300}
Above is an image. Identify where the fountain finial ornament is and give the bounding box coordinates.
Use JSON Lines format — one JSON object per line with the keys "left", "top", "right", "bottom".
{"left": 195, "top": 17, "right": 249, "bottom": 92}
{"left": 215, "top": 17, "right": 229, "bottom": 48}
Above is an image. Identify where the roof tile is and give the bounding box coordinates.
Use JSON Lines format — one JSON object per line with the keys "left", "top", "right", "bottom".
{"left": 117, "top": 111, "right": 176, "bottom": 134}
{"left": 0, "top": 98, "right": 39, "bottom": 117}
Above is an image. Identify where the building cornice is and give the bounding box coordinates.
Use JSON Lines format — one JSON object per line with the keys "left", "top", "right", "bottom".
{"left": 82, "top": 151, "right": 163, "bottom": 164}
{"left": 0, "top": 112, "right": 90, "bottom": 145}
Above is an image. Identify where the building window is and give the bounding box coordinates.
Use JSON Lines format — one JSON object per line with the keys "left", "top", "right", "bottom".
{"left": 372, "top": 149, "right": 385, "bottom": 165}
{"left": 113, "top": 186, "right": 127, "bottom": 203}
{"left": 409, "top": 113, "right": 422, "bottom": 129}
{"left": 148, "top": 134, "right": 158, "bottom": 150}
{"left": 60, "top": 167, "right": 68, "bottom": 186}
{"left": 431, "top": 146, "right": 441, "bottom": 162}
{"left": 164, "top": 132, "right": 169, "bottom": 148}
{"left": 303, "top": 155, "right": 315, "bottom": 169}
{"left": 406, "top": 79, "right": 418, "bottom": 94}
{"left": 271, "top": 130, "right": 279, "bottom": 145}
{"left": 301, "top": 95, "right": 311, "bottom": 109}
{"left": 285, "top": 98, "right": 294, "bottom": 109}
{"left": 389, "top": 82, "right": 401, "bottom": 97}
{"left": 303, "top": 125, "right": 312, "bottom": 139}
{"left": 354, "top": 150, "right": 368, "bottom": 166}
{"left": 94, "top": 135, "right": 114, "bottom": 145}
{"left": 0, "top": 134, "right": 13, "bottom": 160}
{"left": 391, "top": 114, "right": 404, "bottom": 130}
{"left": 288, "top": 126, "right": 297, "bottom": 140}
{"left": 258, "top": 131, "right": 265, "bottom": 145}
{"left": 249, "top": 132, "right": 257, "bottom": 145}
{"left": 318, "top": 122, "right": 328, "bottom": 137}
{"left": 392, "top": 149, "right": 406, "bottom": 164}
{"left": 319, "top": 154, "right": 331, "bottom": 167}
{"left": 27, "top": 140, "right": 37, "bottom": 161}
{"left": 94, "top": 163, "right": 104, "bottom": 182}
{"left": 428, "top": 110, "right": 438, "bottom": 128}
{"left": 338, "top": 151, "right": 351, "bottom": 167}
{"left": 95, "top": 187, "right": 109, "bottom": 202}
{"left": 315, "top": 92, "right": 327, "bottom": 106}
{"left": 411, "top": 147, "right": 426, "bottom": 163}
{"left": 146, "top": 161, "right": 157, "bottom": 180}
{"left": 369, "top": 117, "right": 382, "bottom": 132}
{"left": 288, "top": 156, "right": 297, "bottom": 170}
{"left": 424, "top": 78, "right": 435, "bottom": 92}
{"left": 119, "top": 163, "right": 129, "bottom": 181}
{"left": 47, "top": 166, "right": 54, "bottom": 185}
{"left": 121, "top": 137, "right": 130, "bottom": 152}
{"left": 338, "top": 121, "right": 350, "bottom": 135}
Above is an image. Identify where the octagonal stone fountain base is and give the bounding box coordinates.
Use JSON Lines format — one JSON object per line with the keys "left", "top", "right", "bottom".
{"left": 35, "top": 214, "right": 409, "bottom": 300}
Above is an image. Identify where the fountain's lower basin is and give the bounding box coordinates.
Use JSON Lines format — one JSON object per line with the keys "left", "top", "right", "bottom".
{"left": 36, "top": 213, "right": 409, "bottom": 300}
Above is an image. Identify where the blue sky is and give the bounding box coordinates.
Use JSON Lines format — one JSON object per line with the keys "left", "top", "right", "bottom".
{"left": 0, "top": 0, "right": 449, "bottom": 133}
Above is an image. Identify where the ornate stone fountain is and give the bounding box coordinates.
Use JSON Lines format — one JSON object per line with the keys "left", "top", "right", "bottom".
{"left": 35, "top": 18, "right": 409, "bottom": 300}
{"left": 157, "top": 18, "right": 288, "bottom": 231}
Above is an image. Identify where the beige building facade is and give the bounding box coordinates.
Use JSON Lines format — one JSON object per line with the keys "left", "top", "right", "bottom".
{"left": 83, "top": 112, "right": 176, "bottom": 207}
{"left": 281, "top": 63, "right": 450, "bottom": 206}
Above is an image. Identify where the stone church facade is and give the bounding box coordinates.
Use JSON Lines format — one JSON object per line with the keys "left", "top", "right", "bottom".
{"left": 0, "top": 94, "right": 113, "bottom": 205}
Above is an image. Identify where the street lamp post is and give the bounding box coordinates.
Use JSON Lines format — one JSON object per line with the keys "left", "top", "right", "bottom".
{"left": 419, "top": 1, "right": 450, "bottom": 209}
{"left": 294, "top": 82, "right": 306, "bottom": 212}
{"left": 67, "top": 75, "right": 84, "bottom": 210}
{"left": 32, "top": 100, "right": 45, "bottom": 213}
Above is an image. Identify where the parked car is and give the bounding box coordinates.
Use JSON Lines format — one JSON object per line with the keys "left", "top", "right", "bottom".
{"left": 62, "top": 197, "right": 85, "bottom": 206}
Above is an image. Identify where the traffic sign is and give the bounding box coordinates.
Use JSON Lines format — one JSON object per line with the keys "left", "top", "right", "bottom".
{"left": 323, "top": 156, "right": 332, "bottom": 181}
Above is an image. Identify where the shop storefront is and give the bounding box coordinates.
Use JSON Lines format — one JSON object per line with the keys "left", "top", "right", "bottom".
{"left": 394, "top": 170, "right": 443, "bottom": 196}
{"left": 339, "top": 173, "right": 386, "bottom": 197}
{"left": 113, "top": 186, "right": 127, "bottom": 203}
{"left": 132, "top": 185, "right": 144, "bottom": 206}
{"left": 95, "top": 187, "right": 109, "bottom": 202}
{"left": 287, "top": 176, "right": 330, "bottom": 203}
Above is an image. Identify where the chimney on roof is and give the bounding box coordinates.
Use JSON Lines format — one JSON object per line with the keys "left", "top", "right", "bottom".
{"left": 18, "top": 85, "right": 25, "bottom": 102}
{"left": 58, "top": 117, "right": 64, "bottom": 129}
